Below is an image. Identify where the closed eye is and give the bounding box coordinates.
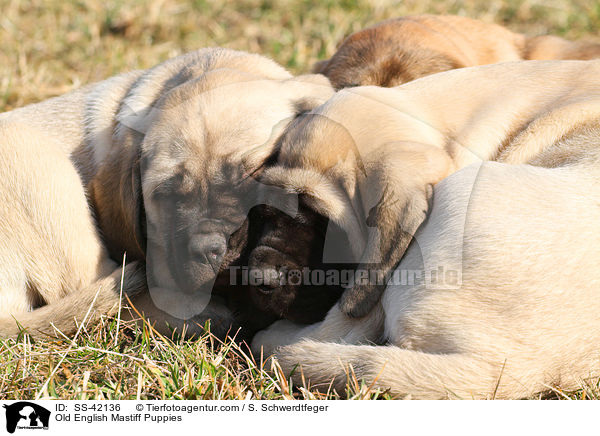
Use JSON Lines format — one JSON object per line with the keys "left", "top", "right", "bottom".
{"left": 149, "top": 179, "right": 176, "bottom": 200}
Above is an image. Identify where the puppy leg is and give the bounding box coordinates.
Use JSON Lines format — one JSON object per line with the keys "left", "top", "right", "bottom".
{"left": 0, "top": 263, "right": 146, "bottom": 338}
{"left": 252, "top": 303, "right": 385, "bottom": 356}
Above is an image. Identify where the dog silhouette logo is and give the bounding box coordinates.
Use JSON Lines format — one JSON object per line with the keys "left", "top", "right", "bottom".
{"left": 3, "top": 402, "right": 50, "bottom": 433}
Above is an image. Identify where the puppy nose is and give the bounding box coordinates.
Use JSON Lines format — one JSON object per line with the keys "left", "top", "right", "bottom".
{"left": 250, "top": 267, "right": 283, "bottom": 294}
{"left": 189, "top": 233, "right": 227, "bottom": 272}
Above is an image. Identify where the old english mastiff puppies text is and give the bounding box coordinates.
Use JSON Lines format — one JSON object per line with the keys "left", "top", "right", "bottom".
{"left": 251, "top": 60, "right": 600, "bottom": 398}
{"left": 315, "top": 15, "right": 600, "bottom": 89}
{"left": 0, "top": 48, "right": 334, "bottom": 338}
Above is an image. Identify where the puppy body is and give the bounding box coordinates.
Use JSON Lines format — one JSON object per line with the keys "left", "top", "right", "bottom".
{"left": 315, "top": 15, "right": 600, "bottom": 88}
{"left": 252, "top": 60, "right": 600, "bottom": 398}
{"left": 0, "top": 120, "right": 146, "bottom": 337}
{"left": 0, "top": 48, "right": 334, "bottom": 338}
{"left": 258, "top": 60, "right": 600, "bottom": 316}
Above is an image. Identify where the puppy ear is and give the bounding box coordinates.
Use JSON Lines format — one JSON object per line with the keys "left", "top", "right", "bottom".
{"left": 312, "top": 59, "right": 330, "bottom": 74}
{"left": 240, "top": 76, "right": 334, "bottom": 178}
{"left": 89, "top": 144, "right": 146, "bottom": 261}
{"left": 338, "top": 142, "right": 453, "bottom": 318}
{"left": 238, "top": 117, "right": 290, "bottom": 180}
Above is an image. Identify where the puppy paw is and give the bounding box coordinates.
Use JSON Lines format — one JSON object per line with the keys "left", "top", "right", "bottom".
{"left": 119, "top": 261, "right": 147, "bottom": 298}
{"left": 251, "top": 319, "right": 303, "bottom": 356}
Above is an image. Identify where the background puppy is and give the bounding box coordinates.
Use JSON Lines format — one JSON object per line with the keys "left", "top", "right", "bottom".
{"left": 314, "top": 15, "right": 600, "bottom": 88}
{"left": 0, "top": 48, "right": 334, "bottom": 339}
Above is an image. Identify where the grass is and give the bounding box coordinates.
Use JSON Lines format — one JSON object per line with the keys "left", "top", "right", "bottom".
{"left": 0, "top": 0, "right": 599, "bottom": 111}
{"left": 0, "top": 309, "right": 391, "bottom": 400}
{"left": 1, "top": 0, "right": 600, "bottom": 399}
{"left": 0, "top": 311, "right": 594, "bottom": 400}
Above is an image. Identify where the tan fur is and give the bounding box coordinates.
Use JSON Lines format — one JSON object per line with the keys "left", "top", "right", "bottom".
{"left": 252, "top": 60, "right": 600, "bottom": 398}
{"left": 315, "top": 15, "right": 600, "bottom": 89}
{"left": 0, "top": 121, "right": 146, "bottom": 337}
{"left": 0, "top": 48, "right": 335, "bottom": 338}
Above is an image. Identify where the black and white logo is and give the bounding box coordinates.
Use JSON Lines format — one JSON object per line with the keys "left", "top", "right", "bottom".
{"left": 3, "top": 402, "right": 50, "bottom": 433}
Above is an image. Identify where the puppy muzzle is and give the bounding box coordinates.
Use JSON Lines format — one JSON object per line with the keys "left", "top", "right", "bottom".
{"left": 248, "top": 245, "right": 292, "bottom": 294}
{"left": 188, "top": 233, "right": 227, "bottom": 274}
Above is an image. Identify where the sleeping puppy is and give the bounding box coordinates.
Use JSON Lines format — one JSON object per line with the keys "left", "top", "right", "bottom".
{"left": 315, "top": 15, "right": 600, "bottom": 89}
{"left": 246, "top": 59, "right": 600, "bottom": 324}
{"left": 242, "top": 201, "right": 350, "bottom": 325}
{"left": 0, "top": 48, "right": 334, "bottom": 339}
{"left": 256, "top": 146, "right": 600, "bottom": 399}
{"left": 251, "top": 60, "right": 600, "bottom": 398}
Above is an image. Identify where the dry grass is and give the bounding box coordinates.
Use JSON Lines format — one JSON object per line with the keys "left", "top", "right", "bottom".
{"left": 0, "top": 312, "right": 391, "bottom": 400}
{"left": 0, "top": 312, "right": 593, "bottom": 400}
{"left": 1, "top": 0, "right": 599, "bottom": 399}
{"left": 1, "top": 0, "right": 599, "bottom": 111}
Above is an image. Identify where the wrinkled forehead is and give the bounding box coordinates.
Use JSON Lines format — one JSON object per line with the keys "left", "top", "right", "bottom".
{"left": 148, "top": 77, "right": 302, "bottom": 161}
{"left": 142, "top": 153, "right": 265, "bottom": 228}
{"left": 142, "top": 145, "right": 256, "bottom": 192}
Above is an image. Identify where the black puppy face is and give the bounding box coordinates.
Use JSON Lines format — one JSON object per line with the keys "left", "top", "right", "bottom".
{"left": 209, "top": 205, "right": 280, "bottom": 340}
{"left": 244, "top": 197, "right": 351, "bottom": 324}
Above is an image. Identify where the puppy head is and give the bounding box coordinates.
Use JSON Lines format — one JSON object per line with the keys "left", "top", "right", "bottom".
{"left": 314, "top": 19, "right": 462, "bottom": 89}
{"left": 244, "top": 90, "right": 444, "bottom": 319}
{"left": 136, "top": 69, "right": 334, "bottom": 319}
{"left": 244, "top": 199, "right": 349, "bottom": 324}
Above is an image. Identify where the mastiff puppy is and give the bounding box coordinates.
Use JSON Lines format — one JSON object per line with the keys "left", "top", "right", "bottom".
{"left": 314, "top": 14, "right": 600, "bottom": 89}
{"left": 242, "top": 202, "right": 351, "bottom": 325}
{"left": 250, "top": 60, "right": 600, "bottom": 398}
{"left": 0, "top": 48, "right": 334, "bottom": 339}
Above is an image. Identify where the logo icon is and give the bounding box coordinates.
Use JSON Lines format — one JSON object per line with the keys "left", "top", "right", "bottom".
{"left": 3, "top": 402, "right": 50, "bottom": 433}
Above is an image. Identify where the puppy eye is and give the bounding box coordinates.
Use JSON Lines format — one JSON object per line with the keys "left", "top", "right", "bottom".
{"left": 150, "top": 182, "right": 173, "bottom": 200}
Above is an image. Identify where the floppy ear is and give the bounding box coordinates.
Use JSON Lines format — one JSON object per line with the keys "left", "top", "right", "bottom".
{"left": 89, "top": 143, "right": 146, "bottom": 261}
{"left": 338, "top": 142, "right": 454, "bottom": 318}
{"left": 237, "top": 118, "right": 290, "bottom": 182}
{"left": 239, "top": 76, "right": 334, "bottom": 178}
